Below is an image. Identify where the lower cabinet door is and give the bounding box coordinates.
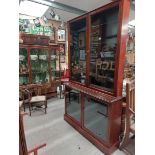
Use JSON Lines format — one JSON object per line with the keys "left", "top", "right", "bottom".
{"left": 66, "top": 89, "right": 81, "bottom": 123}
{"left": 84, "top": 95, "right": 109, "bottom": 142}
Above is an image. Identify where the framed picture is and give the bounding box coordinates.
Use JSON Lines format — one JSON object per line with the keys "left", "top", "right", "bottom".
{"left": 58, "top": 29, "right": 66, "bottom": 42}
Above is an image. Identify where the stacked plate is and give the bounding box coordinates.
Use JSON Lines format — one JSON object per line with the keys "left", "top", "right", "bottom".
{"left": 39, "top": 55, "right": 47, "bottom": 60}
{"left": 19, "top": 55, "right": 25, "bottom": 61}
{"left": 30, "top": 55, "right": 38, "bottom": 60}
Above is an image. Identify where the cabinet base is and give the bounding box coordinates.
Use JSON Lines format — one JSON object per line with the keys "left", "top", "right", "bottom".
{"left": 64, "top": 114, "right": 119, "bottom": 155}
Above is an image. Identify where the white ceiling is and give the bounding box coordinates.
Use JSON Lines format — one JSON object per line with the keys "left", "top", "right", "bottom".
{"left": 56, "top": 0, "right": 112, "bottom": 12}
{"left": 44, "top": 0, "right": 113, "bottom": 22}
{"left": 45, "top": 0, "right": 111, "bottom": 22}
{"left": 19, "top": 0, "right": 134, "bottom": 23}
{"left": 44, "top": 0, "right": 134, "bottom": 22}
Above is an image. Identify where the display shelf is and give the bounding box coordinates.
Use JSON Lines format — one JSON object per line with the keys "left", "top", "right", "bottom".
{"left": 19, "top": 72, "right": 29, "bottom": 75}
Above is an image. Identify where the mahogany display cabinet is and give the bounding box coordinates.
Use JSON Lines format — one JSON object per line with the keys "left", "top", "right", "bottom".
{"left": 19, "top": 41, "right": 61, "bottom": 97}
{"left": 64, "top": 0, "right": 130, "bottom": 154}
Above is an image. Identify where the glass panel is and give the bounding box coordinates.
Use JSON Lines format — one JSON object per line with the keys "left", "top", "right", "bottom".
{"left": 70, "top": 18, "right": 86, "bottom": 84}
{"left": 19, "top": 48, "right": 29, "bottom": 85}
{"left": 50, "top": 49, "right": 60, "bottom": 80}
{"left": 30, "top": 48, "right": 49, "bottom": 84}
{"left": 84, "top": 96, "right": 108, "bottom": 142}
{"left": 90, "top": 6, "right": 119, "bottom": 92}
{"left": 19, "top": 74, "right": 29, "bottom": 85}
{"left": 66, "top": 89, "right": 81, "bottom": 122}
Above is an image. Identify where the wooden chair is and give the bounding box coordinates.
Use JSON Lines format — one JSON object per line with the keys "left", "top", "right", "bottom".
{"left": 19, "top": 112, "right": 46, "bottom": 155}
{"left": 119, "top": 80, "right": 135, "bottom": 154}
{"left": 27, "top": 85, "right": 47, "bottom": 116}
{"left": 19, "top": 88, "right": 31, "bottom": 112}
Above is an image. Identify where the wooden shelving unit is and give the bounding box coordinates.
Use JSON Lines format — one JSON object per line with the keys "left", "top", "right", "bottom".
{"left": 19, "top": 34, "right": 61, "bottom": 98}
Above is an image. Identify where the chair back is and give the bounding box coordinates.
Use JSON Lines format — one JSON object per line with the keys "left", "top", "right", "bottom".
{"left": 126, "top": 80, "right": 135, "bottom": 114}
{"left": 19, "top": 113, "right": 28, "bottom": 155}
{"left": 119, "top": 79, "right": 135, "bottom": 151}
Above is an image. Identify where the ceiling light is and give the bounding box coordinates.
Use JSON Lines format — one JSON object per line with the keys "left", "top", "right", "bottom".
{"left": 19, "top": 1, "right": 48, "bottom": 17}
{"left": 42, "top": 16, "right": 48, "bottom": 24}
{"left": 49, "top": 9, "right": 55, "bottom": 18}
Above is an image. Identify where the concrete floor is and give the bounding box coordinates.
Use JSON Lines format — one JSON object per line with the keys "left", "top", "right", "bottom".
{"left": 24, "top": 98, "right": 126, "bottom": 155}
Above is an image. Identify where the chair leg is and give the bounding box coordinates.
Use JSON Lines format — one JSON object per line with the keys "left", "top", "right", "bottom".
{"left": 45, "top": 100, "right": 47, "bottom": 114}
{"left": 28, "top": 103, "right": 32, "bottom": 116}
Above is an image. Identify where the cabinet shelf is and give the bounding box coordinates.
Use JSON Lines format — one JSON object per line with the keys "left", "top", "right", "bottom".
{"left": 19, "top": 72, "right": 29, "bottom": 75}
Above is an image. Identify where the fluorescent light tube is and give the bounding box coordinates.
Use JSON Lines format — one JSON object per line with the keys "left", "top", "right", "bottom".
{"left": 19, "top": 1, "right": 48, "bottom": 17}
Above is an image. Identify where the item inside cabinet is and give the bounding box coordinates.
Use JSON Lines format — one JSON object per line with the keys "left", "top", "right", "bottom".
{"left": 58, "top": 29, "right": 66, "bottom": 42}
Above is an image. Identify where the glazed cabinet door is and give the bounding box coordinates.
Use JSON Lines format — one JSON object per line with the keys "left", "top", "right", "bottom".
{"left": 89, "top": 5, "right": 119, "bottom": 93}
{"left": 50, "top": 48, "right": 60, "bottom": 81}
{"left": 19, "top": 48, "right": 30, "bottom": 85}
{"left": 65, "top": 88, "right": 81, "bottom": 123}
{"left": 69, "top": 17, "right": 87, "bottom": 84}
{"left": 30, "top": 48, "right": 50, "bottom": 84}
{"left": 83, "top": 96, "right": 109, "bottom": 143}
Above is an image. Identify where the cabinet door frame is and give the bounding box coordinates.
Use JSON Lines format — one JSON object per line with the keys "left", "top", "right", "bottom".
{"left": 22, "top": 45, "right": 50, "bottom": 84}
{"left": 49, "top": 45, "right": 60, "bottom": 82}
{"left": 68, "top": 15, "right": 88, "bottom": 86}
{"left": 88, "top": 0, "right": 130, "bottom": 96}
{"left": 88, "top": 1, "right": 120, "bottom": 96}
{"left": 19, "top": 44, "right": 31, "bottom": 85}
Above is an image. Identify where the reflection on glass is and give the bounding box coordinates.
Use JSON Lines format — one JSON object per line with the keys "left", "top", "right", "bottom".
{"left": 66, "top": 89, "right": 81, "bottom": 122}
{"left": 19, "top": 48, "right": 29, "bottom": 85}
{"left": 70, "top": 18, "right": 86, "bottom": 84}
{"left": 90, "top": 6, "right": 119, "bottom": 92}
{"left": 84, "top": 96, "right": 108, "bottom": 142}
{"left": 30, "top": 48, "right": 49, "bottom": 84}
{"left": 50, "top": 49, "right": 60, "bottom": 80}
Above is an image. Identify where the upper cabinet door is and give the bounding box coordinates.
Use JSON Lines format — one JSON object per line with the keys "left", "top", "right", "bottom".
{"left": 19, "top": 48, "right": 29, "bottom": 85}
{"left": 89, "top": 5, "right": 119, "bottom": 93}
{"left": 50, "top": 48, "right": 60, "bottom": 81}
{"left": 69, "top": 17, "right": 87, "bottom": 84}
{"left": 30, "top": 48, "right": 50, "bottom": 84}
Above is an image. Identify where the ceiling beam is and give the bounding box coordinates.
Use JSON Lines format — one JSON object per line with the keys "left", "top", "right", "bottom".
{"left": 27, "top": 0, "right": 87, "bottom": 15}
